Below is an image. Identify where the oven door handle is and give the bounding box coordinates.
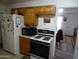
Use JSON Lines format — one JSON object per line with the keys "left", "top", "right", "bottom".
{"left": 31, "top": 39, "right": 49, "bottom": 46}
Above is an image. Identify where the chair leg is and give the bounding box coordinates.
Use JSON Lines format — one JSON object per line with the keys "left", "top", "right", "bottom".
{"left": 59, "top": 42, "right": 61, "bottom": 48}
{"left": 56, "top": 42, "right": 59, "bottom": 48}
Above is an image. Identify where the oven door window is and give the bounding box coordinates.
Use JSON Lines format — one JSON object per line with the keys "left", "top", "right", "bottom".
{"left": 31, "top": 40, "right": 49, "bottom": 59}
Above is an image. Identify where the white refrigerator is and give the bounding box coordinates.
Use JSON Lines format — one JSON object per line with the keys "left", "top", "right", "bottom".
{"left": 1, "top": 14, "right": 24, "bottom": 54}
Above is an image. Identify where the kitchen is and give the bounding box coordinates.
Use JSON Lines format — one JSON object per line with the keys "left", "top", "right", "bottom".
{"left": 0, "top": 0, "right": 78, "bottom": 59}
{"left": 0, "top": 5, "right": 57, "bottom": 59}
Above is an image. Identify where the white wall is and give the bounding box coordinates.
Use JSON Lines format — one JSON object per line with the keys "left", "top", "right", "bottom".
{"left": 0, "top": 4, "right": 9, "bottom": 44}
{"left": 37, "top": 16, "right": 56, "bottom": 31}
{"left": 61, "top": 13, "right": 78, "bottom": 36}
{"left": 0, "top": 4, "right": 9, "bottom": 14}
{"left": 7, "top": 0, "right": 77, "bottom": 8}
{"left": 0, "top": 4, "right": 6, "bottom": 14}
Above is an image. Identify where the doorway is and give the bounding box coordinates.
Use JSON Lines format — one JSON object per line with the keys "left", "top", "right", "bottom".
{"left": 55, "top": 8, "right": 78, "bottom": 59}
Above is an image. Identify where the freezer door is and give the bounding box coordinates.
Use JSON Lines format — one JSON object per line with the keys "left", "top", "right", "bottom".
{"left": 1, "top": 16, "right": 9, "bottom": 50}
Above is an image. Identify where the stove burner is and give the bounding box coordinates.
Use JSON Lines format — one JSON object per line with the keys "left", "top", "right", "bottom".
{"left": 43, "top": 37, "right": 51, "bottom": 41}
{"left": 34, "top": 35, "right": 43, "bottom": 39}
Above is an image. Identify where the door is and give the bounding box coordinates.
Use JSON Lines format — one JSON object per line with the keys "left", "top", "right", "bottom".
{"left": 61, "top": 16, "right": 74, "bottom": 36}
{"left": 73, "top": 36, "right": 78, "bottom": 59}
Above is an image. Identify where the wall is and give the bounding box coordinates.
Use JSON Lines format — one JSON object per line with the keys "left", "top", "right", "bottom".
{"left": 37, "top": 16, "right": 56, "bottom": 31}
{"left": 0, "top": 4, "right": 6, "bottom": 14}
{"left": 61, "top": 13, "right": 78, "bottom": 36}
{"left": 0, "top": 4, "right": 9, "bottom": 14}
{"left": 0, "top": 4, "right": 9, "bottom": 44}
{"left": 7, "top": 0, "right": 77, "bottom": 9}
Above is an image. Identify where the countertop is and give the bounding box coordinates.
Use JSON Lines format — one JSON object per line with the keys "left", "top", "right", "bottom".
{"left": 19, "top": 35, "right": 34, "bottom": 39}
{"left": 19, "top": 34, "right": 54, "bottom": 43}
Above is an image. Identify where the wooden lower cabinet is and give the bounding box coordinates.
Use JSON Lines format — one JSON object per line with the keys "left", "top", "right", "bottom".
{"left": 19, "top": 36, "right": 30, "bottom": 55}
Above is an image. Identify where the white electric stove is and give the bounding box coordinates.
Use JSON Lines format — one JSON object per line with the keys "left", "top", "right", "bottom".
{"left": 30, "top": 29, "right": 56, "bottom": 59}
{"left": 31, "top": 29, "right": 54, "bottom": 43}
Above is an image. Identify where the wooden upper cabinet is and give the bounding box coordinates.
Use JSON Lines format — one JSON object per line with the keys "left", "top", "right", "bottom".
{"left": 24, "top": 14, "right": 34, "bottom": 25}
{"left": 17, "top": 8, "right": 24, "bottom": 15}
{"left": 24, "top": 8, "right": 36, "bottom": 25}
{"left": 11, "top": 5, "right": 56, "bottom": 26}
{"left": 36, "top": 5, "right": 56, "bottom": 15}
{"left": 35, "top": 7, "right": 45, "bottom": 14}
{"left": 44, "top": 5, "right": 56, "bottom": 15}
{"left": 24, "top": 8, "right": 33, "bottom": 14}
{"left": 11, "top": 8, "right": 24, "bottom": 15}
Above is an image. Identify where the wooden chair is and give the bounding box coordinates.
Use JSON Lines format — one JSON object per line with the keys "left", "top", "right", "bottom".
{"left": 56, "top": 29, "right": 63, "bottom": 48}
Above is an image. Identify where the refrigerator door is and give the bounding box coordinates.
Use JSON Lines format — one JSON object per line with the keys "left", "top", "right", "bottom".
{"left": 1, "top": 14, "right": 24, "bottom": 54}
{"left": 11, "top": 14, "right": 24, "bottom": 54}
{"left": 14, "top": 14, "right": 24, "bottom": 54}
{"left": 1, "top": 15, "right": 9, "bottom": 50}
{"left": 7, "top": 15, "right": 15, "bottom": 53}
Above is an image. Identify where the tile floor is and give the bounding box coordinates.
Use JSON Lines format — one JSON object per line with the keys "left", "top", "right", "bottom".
{"left": 0, "top": 36, "right": 74, "bottom": 59}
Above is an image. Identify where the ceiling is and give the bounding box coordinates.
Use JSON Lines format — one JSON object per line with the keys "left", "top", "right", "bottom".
{"left": 0, "top": 0, "right": 30, "bottom": 4}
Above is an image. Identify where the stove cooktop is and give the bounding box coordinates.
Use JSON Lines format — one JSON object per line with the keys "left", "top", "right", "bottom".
{"left": 34, "top": 35, "right": 43, "bottom": 39}
{"left": 31, "top": 34, "right": 54, "bottom": 43}
{"left": 34, "top": 34, "right": 53, "bottom": 41}
{"left": 43, "top": 37, "right": 51, "bottom": 41}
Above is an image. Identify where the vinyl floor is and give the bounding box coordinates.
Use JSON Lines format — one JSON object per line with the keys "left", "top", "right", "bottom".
{"left": 0, "top": 36, "right": 74, "bottom": 59}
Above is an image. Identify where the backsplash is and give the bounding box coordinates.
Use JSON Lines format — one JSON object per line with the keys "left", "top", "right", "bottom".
{"left": 37, "top": 16, "right": 56, "bottom": 31}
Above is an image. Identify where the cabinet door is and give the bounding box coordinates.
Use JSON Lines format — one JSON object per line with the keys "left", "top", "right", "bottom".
{"left": 36, "top": 5, "right": 56, "bottom": 15}
{"left": 44, "top": 6, "right": 56, "bottom": 15}
{"left": 19, "top": 37, "right": 30, "bottom": 55}
{"left": 36, "top": 7, "right": 45, "bottom": 14}
{"left": 17, "top": 8, "right": 24, "bottom": 15}
{"left": 33, "top": 14, "right": 38, "bottom": 26}
{"left": 24, "top": 8, "right": 35, "bottom": 25}
{"left": 24, "top": 14, "right": 34, "bottom": 25}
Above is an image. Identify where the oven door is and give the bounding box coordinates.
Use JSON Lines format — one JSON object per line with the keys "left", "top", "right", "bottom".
{"left": 31, "top": 40, "right": 49, "bottom": 59}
